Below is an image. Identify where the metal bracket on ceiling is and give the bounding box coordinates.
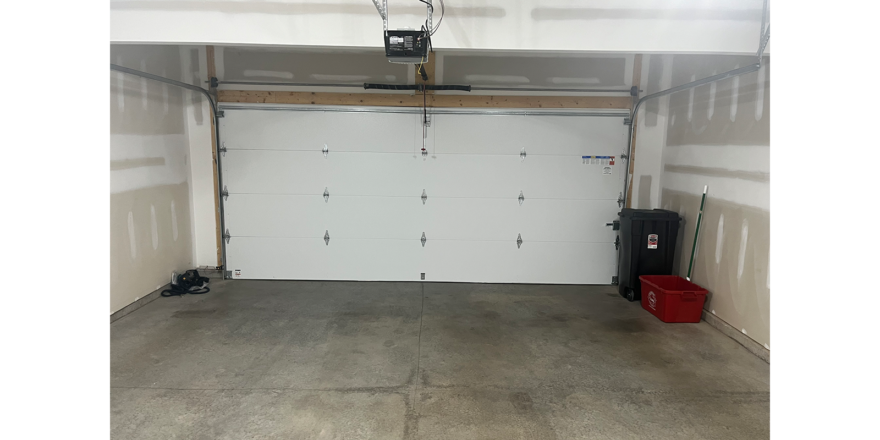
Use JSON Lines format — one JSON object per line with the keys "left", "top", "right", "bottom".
{"left": 421, "top": 189, "right": 428, "bottom": 205}
{"left": 324, "top": 230, "right": 330, "bottom": 245}
{"left": 222, "top": 185, "right": 229, "bottom": 201}
{"left": 516, "top": 233, "right": 523, "bottom": 249}
{"left": 421, "top": 232, "right": 427, "bottom": 247}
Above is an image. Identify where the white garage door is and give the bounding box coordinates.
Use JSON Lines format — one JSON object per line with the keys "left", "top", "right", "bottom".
{"left": 218, "top": 105, "right": 627, "bottom": 284}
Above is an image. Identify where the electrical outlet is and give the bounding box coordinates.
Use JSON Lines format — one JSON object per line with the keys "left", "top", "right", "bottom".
{"left": 420, "top": 273, "right": 425, "bottom": 280}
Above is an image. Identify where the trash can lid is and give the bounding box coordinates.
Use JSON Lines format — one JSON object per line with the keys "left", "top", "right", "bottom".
{"left": 619, "top": 208, "right": 681, "bottom": 221}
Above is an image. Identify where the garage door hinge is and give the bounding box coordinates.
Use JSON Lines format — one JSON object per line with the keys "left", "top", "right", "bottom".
{"left": 516, "top": 233, "right": 523, "bottom": 249}
{"left": 324, "top": 230, "right": 330, "bottom": 245}
{"left": 421, "top": 189, "right": 427, "bottom": 205}
{"left": 223, "top": 229, "right": 231, "bottom": 244}
{"left": 222, "top": 185, "right": 229, "bottom": 201}
{"left": 324, "top": 187, "right": 330, "bottom": 203}
{"left": 421, "top": 232, "right": 427, "bottom": 247}
{"left": 614, "top": 235, "right": 620, "bottom": 250}
{"left": 617, "top": 193, "right": 624, "bottom": 208}
{"left": 620, "top": 153, "right": 628, "bottom": 160}
{"left": 219, "top": 142, "right": 227, "bottom": 157}
{"left": 322, "top": 144, "right": 329, "bottom": 158}
{"left": 520, "top": 148, "right": 527, "bottom": 161}
{"left": 518, "top": 191, "right": 525, "bottom": 205}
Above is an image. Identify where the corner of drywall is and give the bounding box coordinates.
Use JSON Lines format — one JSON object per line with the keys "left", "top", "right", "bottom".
{"left": 110, "top": 44, "right": 196, "bottom": 314}
{"left": 179, "top": 45, "right": 219, "bottom": 269}
{"left": 657, "top": 53, "right": 770, "bottom": 349}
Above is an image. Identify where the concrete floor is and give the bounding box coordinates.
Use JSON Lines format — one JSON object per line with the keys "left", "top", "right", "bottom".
{"left": 111, "top": 280, "right": 769, "bottom": 439}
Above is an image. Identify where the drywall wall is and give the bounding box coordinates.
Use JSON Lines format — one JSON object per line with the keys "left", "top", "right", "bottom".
{"left": 212, "top": 46, "right": 636, "bottom": 94}
{"left": 180, "top": 45, "right": 221, "bottom": 268}
{"left": 632, "top": 54, "right": 770, "bottom": 348}
{"left": 110, "top": 44, "right": 212, "bottom": 313}
{"left": 110, "top": 0, "right": 769, "bottom": 55}
{"left": 629, "top": 54, "right": 672, "bottom": 209}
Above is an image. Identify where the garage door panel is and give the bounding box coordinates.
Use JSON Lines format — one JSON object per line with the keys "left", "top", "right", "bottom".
{"left": 220, "top": 110, "right": 419, "bottom": 153}
{"left": 522, "top": 156, "right": 623, "bottom": 200}
{"left": 227, "top": 237, "right": 424, "bottom": 280}
{"left": 423, "top": 198, "right": 520, "bottom": 241}
{"left": 434, "top": 114, "right": 627, "bottom": 156}
{"left": 423, "top": 241, "right": 616, "bottom": 284}
{"left": 224, "top": 151, "right": 423, "bottom": 197}
{"left": 224, "top": 195, "right": 424, "bottom": 239}
{"left": 221, "top": 107, "right": 623, "bottom": 284}
{"left": 424, "top": 241, "right": 525, "bottom": 283}
{"left": 424, "top": 155, "right": 522, "bottom": 198}
{"left": 518, "top": 241, "right": 617, "bottom": 284}
{"left": 519, "top": 199, "right": 619, "bottom": 242}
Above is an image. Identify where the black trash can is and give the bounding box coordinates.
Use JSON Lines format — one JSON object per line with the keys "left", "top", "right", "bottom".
{"left": 617, "top": 209, "right": 682, "bottom": 301}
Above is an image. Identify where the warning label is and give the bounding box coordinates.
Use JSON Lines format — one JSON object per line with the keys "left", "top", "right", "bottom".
{"left": 647, "top": 234, "right": 658, "bottom": 249}
{"left": 582, "top": 155, "right": 615, "bottom": 166}
{"left": 603, "top": 166, "right": 612, "bottom": 175}
{"left": 233, "top": 269, "right": 242, "bottom": 278}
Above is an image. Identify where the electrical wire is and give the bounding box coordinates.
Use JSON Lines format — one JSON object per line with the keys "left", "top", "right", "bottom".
{"left": 161, "top": 284, "right": 210, "bottom": 297}
{"left": 429, "top": 0, "right": 444, "bottom": 36}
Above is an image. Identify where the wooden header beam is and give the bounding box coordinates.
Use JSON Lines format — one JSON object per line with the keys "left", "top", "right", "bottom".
{"left": 218, "top": 90, "right": 631, "bottom": 109}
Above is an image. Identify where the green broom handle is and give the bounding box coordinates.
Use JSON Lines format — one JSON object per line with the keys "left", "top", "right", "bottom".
{"left": 686, "top": 186, "right": 708, "bottom": 281}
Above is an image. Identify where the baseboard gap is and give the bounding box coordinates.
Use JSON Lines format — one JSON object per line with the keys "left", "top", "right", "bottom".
{"left": 702, "top": 310, "right": 769, "bottom": 364}
{"left": 110, "top": 284, "right": 167, "bottom": 324}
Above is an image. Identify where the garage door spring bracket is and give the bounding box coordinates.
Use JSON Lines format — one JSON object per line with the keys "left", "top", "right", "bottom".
{"left": 324, "top": 230, "right": 330, "bottom": 245}
{"left": 421, "top": 189, "right": 428, "bottom": 205}
{"left": 517, "top": 233, "right": 523, "bottom": 249}
{"left": 421, "top": 232, "right": 427, "bottom": 247}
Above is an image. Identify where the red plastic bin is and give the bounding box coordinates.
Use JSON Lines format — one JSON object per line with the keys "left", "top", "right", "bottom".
{"left": 639, "top": 275, "right": 708, "bottom": 323}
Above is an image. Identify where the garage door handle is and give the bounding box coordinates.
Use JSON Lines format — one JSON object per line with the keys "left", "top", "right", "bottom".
{"left": 606, "top": 220, "right": 620, "bottom": 230}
